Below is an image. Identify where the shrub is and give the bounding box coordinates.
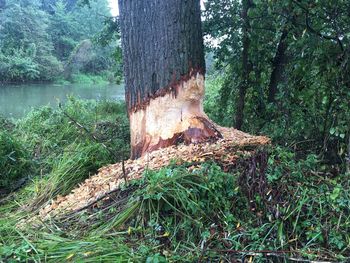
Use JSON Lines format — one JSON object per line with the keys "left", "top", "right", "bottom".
{"left": 0, "top": 131, "right": 33, "bottom": 191}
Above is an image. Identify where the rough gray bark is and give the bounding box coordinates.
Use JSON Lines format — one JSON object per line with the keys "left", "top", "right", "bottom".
{"left": 118, "top": 0, "right": 205, "bottom": 113}
{"left": 347, "top": 135, "right": 350, "bottom": 174}
{"left": 268, "top": 26, "right": 289, "bottom": 103}
{"left": 235, "top": 0, "right": 252, "bottom": 130}
{"left": 118, "top": 0, "right": 221, "bottom": 159}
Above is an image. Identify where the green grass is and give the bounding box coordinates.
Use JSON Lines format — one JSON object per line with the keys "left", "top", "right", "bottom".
{"left": 29, "top": 142, "right": 112, "bottom": 209}
{"left": 0, "top": 97, "right": 349, "bottom": 262}
{"left": 0, "top": 98, "right": 133, "bottom": 261}
{"left": 54, "top": 72, "right": 117, "bottom": 85}
{"left": 0, "top": 131, "right": 34, "bottom": 191}
{"left": 0, "top": 97, "right": 129, "bottom": 197}
{"left": 1, "top": 152, "right": 349, "bottom": 262}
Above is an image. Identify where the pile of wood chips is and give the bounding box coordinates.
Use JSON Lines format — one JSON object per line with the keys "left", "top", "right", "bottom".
{"left": 39, "top": 127, "right": 270, "bottom": 219}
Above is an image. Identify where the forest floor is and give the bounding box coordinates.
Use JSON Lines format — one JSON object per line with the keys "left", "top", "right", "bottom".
{"left": 0, "top": 99, "right": 349, "bottom": 262}
{"left": 38, "top": 127, "right": 269, "bottom": 220}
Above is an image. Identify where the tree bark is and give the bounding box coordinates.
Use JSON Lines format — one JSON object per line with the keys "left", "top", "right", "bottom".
{"left": 347, "top": 134, "right": 350, "bottom": 174}
{"left": 267, "top": 26, "right": 289, "bottom": 103}
{"left": 234, "top": 0, "right": 252, "bottom": 130}
{"left": 119, "top": 0, "right": 222, "bottom": 159}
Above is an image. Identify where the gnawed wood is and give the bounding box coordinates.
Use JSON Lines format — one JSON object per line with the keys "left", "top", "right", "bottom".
{"left": 129, "top": 73, "right": 222, "bottom": 159}
{"left": 38, "top": 128, "right": 269, "bottom": 220}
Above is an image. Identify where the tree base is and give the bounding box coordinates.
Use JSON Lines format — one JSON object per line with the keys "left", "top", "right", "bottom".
{"left": 131, "top": 116, "right": 222, "bottom": 159}
{"left": 129, "top": 72, "right": 222, "bottom": 159}
{"left": 38, "top": 127, "right": 270, "bottom": 220}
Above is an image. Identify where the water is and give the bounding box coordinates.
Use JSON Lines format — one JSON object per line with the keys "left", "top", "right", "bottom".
{"left": 0, "top": 83, "right": 125, "bottom": 118}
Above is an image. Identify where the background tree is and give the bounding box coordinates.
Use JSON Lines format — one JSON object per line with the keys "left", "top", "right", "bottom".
{"left": 0, "top": 0, "right": 121, "bottom": 83}
{"left": 118, "top": 0, "right": 222, "bottom": 159}
{"left": 203, "top": 0, "right": 350, "bottom": 167}
{"left": 234, "top": 0, "right": 253, "bottom": 129}
{"left": 0, "top": 0, "right": 61, "bottom": 82}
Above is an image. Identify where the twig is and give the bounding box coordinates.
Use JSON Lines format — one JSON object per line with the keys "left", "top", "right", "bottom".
{"left": 122, "top": 159, "right": 127, "bottom": 184}
{"left": 64, "top": 184, "right": 141, "bottom": 217}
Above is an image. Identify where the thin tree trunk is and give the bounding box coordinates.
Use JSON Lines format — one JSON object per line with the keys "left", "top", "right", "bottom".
{"left": 347, "top": 135, "right": 350, "bottom": 174}
{"left": 268, "top": 25, "right": 289, "bottom": 103}
{"left": 119, "top": 0, "right": 222, "bottom": 159}
{"left": 235, "top": 0, "right": 252, "bottom": 130}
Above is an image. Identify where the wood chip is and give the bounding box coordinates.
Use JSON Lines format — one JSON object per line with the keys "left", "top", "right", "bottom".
{"left": 39, "top": 126, "right": 270, "bottom": 220}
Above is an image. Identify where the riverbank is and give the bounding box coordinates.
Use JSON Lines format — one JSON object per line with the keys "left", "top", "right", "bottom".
{"left": 0, "top": 98, "right": 130, "bottom": 195}
{"left": 0, "top": 98, "right": 349, "bottom": 261}
{"left": 0, "top": 72, "right": 122, "bottom": 86}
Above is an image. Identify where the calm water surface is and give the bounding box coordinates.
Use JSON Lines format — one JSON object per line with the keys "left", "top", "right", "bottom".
{"left": 0, "top": 83, "right": 125, "bottom": 118}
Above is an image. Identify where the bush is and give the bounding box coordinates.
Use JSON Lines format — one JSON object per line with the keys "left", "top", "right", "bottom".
{"left": 0, "top": 131, "right": 33, "bottom": 191}
{"left": 32, "top": 142, "right": 112, "bottom": 206}
{"left": 17, "top": 98, "right": 130, "bottom": 162}
{"left": 0, "top": 98, "right": 129, "bottom": 196}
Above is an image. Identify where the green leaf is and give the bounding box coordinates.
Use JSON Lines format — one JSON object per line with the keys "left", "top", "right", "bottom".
{"left": 330, "top": 187, "right": 341, "bottom": 201}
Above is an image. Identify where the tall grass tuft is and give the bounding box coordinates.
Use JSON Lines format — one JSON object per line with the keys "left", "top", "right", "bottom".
{"left": 30, "top": 142, "right": 112, "bottom": 209}
{"left": 0, "top": 131, "right": 33, "bottom": 192}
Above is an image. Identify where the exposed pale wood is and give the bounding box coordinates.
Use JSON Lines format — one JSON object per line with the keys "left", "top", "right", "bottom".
{"left": 129, "top": 73, "right": 222, "bottom": 158}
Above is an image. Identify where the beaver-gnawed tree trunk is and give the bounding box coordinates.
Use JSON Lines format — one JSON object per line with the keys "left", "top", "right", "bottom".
{"left": 119, "top": 0, "right": 222, "bottom": 159}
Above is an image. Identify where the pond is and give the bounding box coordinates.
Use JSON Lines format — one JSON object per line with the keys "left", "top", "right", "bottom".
{"left": 0, "top": 83, "right": 125, "bottom": 119}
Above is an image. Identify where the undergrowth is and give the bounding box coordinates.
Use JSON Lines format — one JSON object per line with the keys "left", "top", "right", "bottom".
{"left": 0, "top": 131, "right": 33, "bottom": 191}
{"left": 1, "top": 148, "right": 349, "bottom": 262}
{"left": 0, "top": 97, "right": 349, "bottom": 262}
{"left": 0, "top": 97, "right": 129, "bottom": 202}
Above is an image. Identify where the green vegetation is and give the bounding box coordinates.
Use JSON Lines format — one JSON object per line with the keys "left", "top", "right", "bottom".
{"left": 69, "top": 73, "right": 110, "bottom": 84}
{"left": 0, "top": 147, "right": 349, "bottom": 261}
{"left": 0, "top": 98, "right": 129, "bottom": 198}
{"left": 0, "top": 0, "right": 349, "bottom": 261}
{"left": 0, "top": 131, "right": 33, "bottom": 191}
{"left": 0, "top": 0, "right": 121, "bottom": 83}
{"left": 0, "top": 95, "right": 349, "bottom": 261}
{"left": 203, "top": 0, "right": 350, "bottom": 168}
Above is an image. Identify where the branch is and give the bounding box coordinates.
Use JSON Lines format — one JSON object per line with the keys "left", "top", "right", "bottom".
{"left": 290, "top": 0, "right": 345, "bottom": 52}
{"left": 305, "top": 13, "right": 344, "bottom": 52}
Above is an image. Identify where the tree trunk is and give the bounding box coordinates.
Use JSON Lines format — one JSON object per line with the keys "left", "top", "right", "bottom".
{"left": 267, "top": 26, "right": 289, "bottom": 103}
{"left": 347, "top": 134, "right": 350, "bottom": 174}
{"left": 234, "top": 0, "right": 252, "bottom": 130}
{"left": 118, "top": 0, "right": 222, "bottom": 159}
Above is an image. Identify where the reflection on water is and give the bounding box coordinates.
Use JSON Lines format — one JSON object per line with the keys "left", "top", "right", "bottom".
{"left": 0, "top": 83, "right": 125, "bottom": 118}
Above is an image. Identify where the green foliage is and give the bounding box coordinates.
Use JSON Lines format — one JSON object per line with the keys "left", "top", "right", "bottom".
{"left": 129, "top": 163, "right": 247, "bottom": 241}
{"left": 70, "top": 73, "right": 109, "bottom": 84}
{"left": 0, "top": 97, "right": 129, "bottom": 195}
{"left": 48, "top": 0, "right": 79, "bottom": 61}
{"left": 0, "top": 131, "right": 33, "bottom": 191}
{"left": 0, "top": 0, "right": 121, "bottom": 83}
{"left": 0, "top": 145, "right": 349, "bottom": 261}
{"left": 98, "top": 151, "right": 348, "bottom": 261}
{"left": 265, "top": 147, "right": 350, "bottom": 254}
{"left": 32, "top": 142, "right": 112, "bottom": 206}
{"left": 17, "top": 98, "right": 129, "bottom": 158}
{"left": 0, "top": 51, "right": 40, "bottom": 81}
{"left": 203, "top": 0, "right": 350, "bottom": 167}
{"left": 0, "top": 98, "right": 132, "bottom": 261}
{"left": 0, "top": 0, "right": 62, "bottom": 82}
{"left": 204, "top": 75, "right": 233, "bottom": 126}
{"left": 0, "top": 0, "right": 349, "bottom": 261}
